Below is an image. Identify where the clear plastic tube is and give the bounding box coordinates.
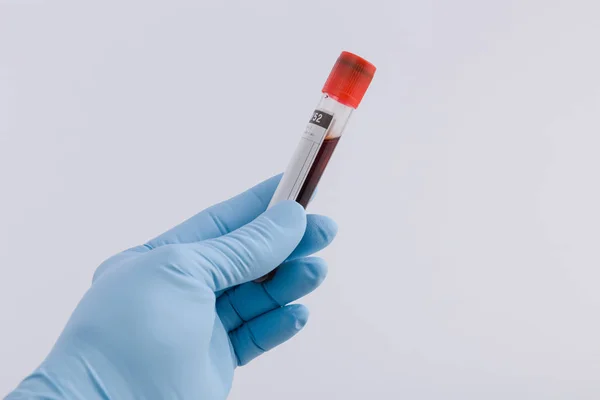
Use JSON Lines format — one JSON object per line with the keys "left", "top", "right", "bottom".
{"left": 255, "top": 52, "right": 375, "bottom": 282}
{"left": 268, "top": 51, "right": 376, "bottom": 209}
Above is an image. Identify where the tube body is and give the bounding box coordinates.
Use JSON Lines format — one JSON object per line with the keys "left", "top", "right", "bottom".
{"left": 268, "top": 94, "right": 353, "bottom": 208}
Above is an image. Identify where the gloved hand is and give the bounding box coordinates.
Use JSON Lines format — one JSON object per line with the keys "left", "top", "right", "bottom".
{"left": 7, "top": 175, "right": 337, "bottom": 400}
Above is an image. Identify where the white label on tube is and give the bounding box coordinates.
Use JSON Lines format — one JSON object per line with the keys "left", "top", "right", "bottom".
{"left": 268, "top": 110, "right": 334, "bottom": 207}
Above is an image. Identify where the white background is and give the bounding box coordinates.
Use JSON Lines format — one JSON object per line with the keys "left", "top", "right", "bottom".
{"left": 1, "top": 1, "right": 600, "bottom": 398}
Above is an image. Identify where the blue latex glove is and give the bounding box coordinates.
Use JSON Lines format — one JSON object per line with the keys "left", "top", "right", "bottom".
{"left": 7, "top": 175, "right": 337, "bottom": 399}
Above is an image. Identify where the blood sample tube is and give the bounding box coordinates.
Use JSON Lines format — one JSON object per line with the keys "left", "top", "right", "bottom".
{"left": 268, "top": 51, "right": 376, "bottom": 209}
{"left": 255, "top": 52, "right": 375, "bottom": 282}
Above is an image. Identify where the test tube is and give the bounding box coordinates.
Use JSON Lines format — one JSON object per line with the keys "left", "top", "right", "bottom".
{"left": 255, "top": 52, "right": 375, "bottom": 282}
{"left": 268, "top": 51, "right": 376, "bottom": 208}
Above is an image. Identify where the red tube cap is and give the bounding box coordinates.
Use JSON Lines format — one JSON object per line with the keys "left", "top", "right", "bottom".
{"left": 322, "top": 51, "right": 376, "bottom": 109}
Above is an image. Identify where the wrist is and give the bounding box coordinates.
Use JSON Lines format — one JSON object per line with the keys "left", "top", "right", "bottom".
{"left": 7, "top": 342, "right": 132, "bottom": 400}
